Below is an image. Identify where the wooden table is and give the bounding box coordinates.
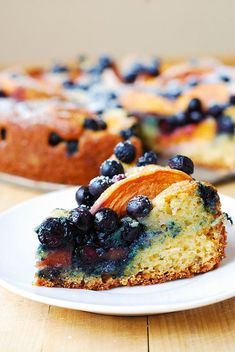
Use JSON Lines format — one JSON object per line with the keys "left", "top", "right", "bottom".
{"left": 0, "top": 181, "right": 235, "bottom": 352}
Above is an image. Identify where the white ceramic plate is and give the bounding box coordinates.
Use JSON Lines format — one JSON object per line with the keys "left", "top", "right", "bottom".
{"left": 0, "top": 188, "right": 234, "bottom": 316}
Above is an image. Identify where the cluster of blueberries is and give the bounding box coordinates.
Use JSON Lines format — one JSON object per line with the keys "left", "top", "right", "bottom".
{"left": 158, "top": 97, "right": 235, "bottom": 135}
{"left": 36, "top": 140, "right": 194, "bottom": 267}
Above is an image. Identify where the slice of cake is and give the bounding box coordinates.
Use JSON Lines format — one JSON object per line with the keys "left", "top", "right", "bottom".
{"left": 34, "top": 140, "right": 227, "bottom": 290}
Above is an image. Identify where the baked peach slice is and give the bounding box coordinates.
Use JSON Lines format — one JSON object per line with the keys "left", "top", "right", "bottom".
{"left": 90, "top": 165, "right": 192, "bottom": 216}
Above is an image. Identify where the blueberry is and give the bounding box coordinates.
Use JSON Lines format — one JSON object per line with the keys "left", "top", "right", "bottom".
{"left": 217, "top": 115, "right": 234, "bottom": 135}
{"left": 52, "top": 64, "right": 68, "bottom": 73}
{"left": 159, "top": 116, "right": 177, "bottom": 134}
{"left": 207, "top": 104, "right": 225, "bottom": 117}
{"left": 35, "top": 218, "right": 72, "bottom": 249}
{"left": 48, "top": 132, "right": 63, "bottom": 146}
{"left": 83, "top": 118, "right": 107, "bottom": 131}
{"left": 114, "top": 141, "right": 137, "bottom": 163}
{"left": 137, "top": 151, "right": 158, "bottom": 167}
{"left": 89, "top": 176, "right": 113, "bottom": 198}
{"left": 0, "top": 128, "right": 6, "bottom": 140}
{"left": 94, "top": 208, "right": 119, "bottom": 234}
{"left": 100, "top": 159, "right": 124, "bottom": 178}
{"left": 143, "top": 59, "right": 160, "bottom": 76}
{"left": 188, "top": 111, "right": 204, "bottom": 123}
{"left": 69, "top": 208, "right": 94, "bottom": 233}
{"left": 220, "top": 75, "right": 230, "bottom": 82}
{"left": 123, "top": 63, "right": 143, "bottom": 83}
{"left": 198, "top": 183, "right": 220, "bottom": 214}
{"left": 75, "top": 186, "right": 95, "bottom": 207}
{"left": 120, "top": 127, "right": 136, "bottom": 140}
{"left": 66, "top": 140, "right": 78, "bottom": 156}
{"left": 175, "top": 112, "right": 188, "bottom": 126}
{"left": 168, "top": 155, "right": 194, "bottom": 175}
{"left": 63, "top": 80, "right": 75, "bottom": 89}
{"left": 120, "top": 216, "right": 143, "bottom": 242}
{"left": 98, "top": 55, "right": 113, "bottom": 70}
{"left": 127, "top": 196, "right": 152, "bottom": 218}
{"left": 187, "top": 98, "right": 202, "bottom": 113}
{"left": 229, "top": 95, "right": 235, "bottom": 105}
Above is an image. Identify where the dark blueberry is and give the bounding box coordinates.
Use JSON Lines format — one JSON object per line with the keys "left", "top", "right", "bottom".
{"left": 52, "top": 64, "right": 68, "bottom": 73}
{"left": 143, "top": 59, "right": 160, "bottom": 76}
{"left": 127, "top": 196, "right": 152, "bottom": 218}
{"left": 188, "top": 78, "right": 198, "bottom": 87}
{"left": 137, "top": 151, "right": 158, "bottom": 167}
{"left": 89, "top": 176, "right": 113, "bottom": 198}
{"left": 0, "top": 128, "right": 6, "bottom": 140}
{"left": 175, "top": 112, "right": 188, "bottom": 126}
{"left": 159, "top": 116, "right": 177, "bottom": 134}
{"left": 63, "top": 80, "right": 75, "bottom": 89}
{"left": 120, "top": 127, "right": 136, "bottom": 140}
{"left": 75, "top": 186, "right": 95, "bottom": 207}
{"left": 98, "top": 55, "right": 113, "bottom": 70}
{"left": 83, "top": 118, "right": 107, "bottom": 131}
{"left": 229, "top": 95, "right": 235, "bottom": 105}
{"left": 198, "top": 183, "right": 219, "bottom": 214}
{"left": 220, "top": 75, "right": 230, "bottom": 82}
{"left": 0, "top": 90, "right": 7, "bottom": 98}
{"left": 168, "top": 155, "right": 194, "bottom": 175}
{"left": 188, "top": 111, "right": 204, "bottom": 123}
{"left": 112, "top": 173, "right": 126, "bottom": 183}
{"left": 123, "top": 63, "right": 143, "bottom": 83}
{"left": 207, "top": 104, "right": 225, "bottom": 117}
{"left": 187, "top": 98, "right": 202, "bottom": 113}
{"left": 100, "top": 159, "right": 124, "bottom": 178}
{"left": 69, "top": 208, "right": 94, "bottom": 233}
{"left": 48, "top": 132, "right": 63, "bottom": 146}
{"left": 120, "top": 216, "right": 143, "bottom": 242}
{"left": 217, "top": 115, "right": 234, "bottom": 135}
{"left": 114, "top": 141, "right": 137, "bottom": 163}
{"left": 35, "top": 218, "right": 72, "bottom": 249}
{"left": 94, "top": 208, "right": 119, "bottom": 234}
{"left": 66, "top": 140, "right": 78, "bottom": 156}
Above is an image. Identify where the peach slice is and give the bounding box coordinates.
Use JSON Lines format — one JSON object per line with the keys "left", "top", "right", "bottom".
{"left": 90, "top": 165, "right": 192, "bottom": 216}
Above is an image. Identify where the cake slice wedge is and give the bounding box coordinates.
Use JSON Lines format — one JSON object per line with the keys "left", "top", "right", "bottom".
{"left": 34, "top": 141, "right": 227, "bottom": 290}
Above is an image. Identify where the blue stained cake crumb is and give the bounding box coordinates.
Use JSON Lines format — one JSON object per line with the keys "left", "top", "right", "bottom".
{"left": 197, "top": 183, "right": 220, "bottom": 214}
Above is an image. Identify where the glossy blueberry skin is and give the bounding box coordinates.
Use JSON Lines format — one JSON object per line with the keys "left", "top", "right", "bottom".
{"left": 120, "top": 216, "right": 143, "bottom": 242}
{"left": 100, "top": 159, "right": 124, "bottom": 178}
{"left": 83, "top": 118, "right": 107, "bottom": 131}
{"left": 207, "top": 104, "right": 225, "bottom": 117}
{"left": 188, "top": 111, "right": 204, "bottom": 123}
{"left": 137, "top": 151, "right": 158, "bottom": 167}
{"left": 94, "top": 208, "right": 119, "bottom": 234}
{"left": 69, "top": 208, "right": 94, "bottom": 233}
{"left": 114, "top": 141, "right": 137, "bottom": 163}
{"left": 168, "top": 155, "right": 194, "bottom": 175}
{"left": 75, "top": 186, "right": 95, "bottom": 207}
{"left": 89, "top": 176, "right": 113, "bottom": 198}
{"left": 217, "top": 115, "right": 235, "bottom": 135}
{"left": 187, "top": 98, "right": 202, "bottom": 113}
{"left": 175, "top": 112, "right": 189, "bottom": 126}
{"left": 127, "top": 196, "right": 153, "bottom": 218}
{"left": 48, "top": 132, "right": 63, "bottom": 146}
{"left": 36, "top": 218, "right": 72, "bottom": 249}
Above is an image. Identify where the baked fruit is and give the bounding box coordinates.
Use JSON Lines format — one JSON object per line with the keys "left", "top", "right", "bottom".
{"left": 34, "top": 143, "right": 227, "bottom": 290}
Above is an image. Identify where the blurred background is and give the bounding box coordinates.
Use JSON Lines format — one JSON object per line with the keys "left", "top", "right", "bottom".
{"left": 1, "top": 0, "right": 235, "bottom": 64}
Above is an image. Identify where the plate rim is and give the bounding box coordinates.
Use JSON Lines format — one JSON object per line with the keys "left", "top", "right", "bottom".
{"left": 0, "top": 189, "right": 234, "bottom": 316}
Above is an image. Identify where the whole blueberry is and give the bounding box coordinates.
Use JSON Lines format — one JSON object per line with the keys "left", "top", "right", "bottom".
{"left": 207, "top": 104, "right": 225, "bottom": 117}
{"left": 100, "top": 159, "right": 124, "bottom": 178}
{"left": 75, "top": 186, "right": 95, "bottom": 207}
{"left": 120, "top": 127, "right": 136, "bottom": 140}
{"left": 83, "top": 118, "right": 107, "bottom": 131}
{"left": 114, "top": 141, "right": 137, "bottom": 163}
{"left": 120, "top": 216, "right": 143, "bottom": 242}
{"left": 48, "top": 132, "right": 63, "bottom": 146}
{"left": 217, "top": 115, "right": 234, "bottom": 135}
{"left": 174, "top": 112, "right": 188, "bottom": 126}
{"left": 187, "top": 98, "right": 202, "bottom": 113}
{"left": 94, "top": 208, "right": 119, "bottom": 234}
{"left": 89, "top": 176, "right": 113, "bottom": 198}
{"left": 229, "top": 95, "right": 235, "bottom": 105}
{"left": 168, "top": 155, "right": 194, "bottom": 175}
{"left": 69, "top": 208, "right": 94, "bottom": 233}
{"left": 36, "top": 218, "right": 72, "bottom": 249}
{"left": 127, "top": 195, "right": 153, "bottom": 218}
{"left": 137, "top": 151, "right": 158, "bottom": 167}
{"left": 188, "top": 111, "right": 204, "bottom": 123}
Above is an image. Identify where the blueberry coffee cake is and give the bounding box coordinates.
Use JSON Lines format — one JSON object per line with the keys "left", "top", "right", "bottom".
{"left": 34, "top": 140, "right": 227, "bottom": 290}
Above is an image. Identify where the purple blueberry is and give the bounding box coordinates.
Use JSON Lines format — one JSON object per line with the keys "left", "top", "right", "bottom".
{"left": 36, "top": 218, "right": 72, "bottom": 249}
{"left": 127, "top": 196, "right": 152, "bottom": 218}
{"left": 89, "top": 176, "right": 113, "bottom": 198}
{"left": 187, "top": 98, "right": 202, "bottom": 113}
{"left": 137, "top": 151, "right": 158, "bottom": 167}
{"left": 114, "top": 141, "right": 137, "bottom": 163}
{"left": 168, "top": 155, "right": 194, "bottom": 175}
{"left": 100, "top": 159, "right": 124, "bottom": 178}
{"left": 120, "top": 216, "right": 143, "bottom": 242}
{"left": 75, "top": 186, "right": 95, "bottom": 207}
{"left": 69, "top": 208, "right": 94, "bottom": 233}
{"left": 217, "top": 115, "right": 234, "bottom": 135}
{"left": 94, "top": 208, "right": 119, "bottom": 234}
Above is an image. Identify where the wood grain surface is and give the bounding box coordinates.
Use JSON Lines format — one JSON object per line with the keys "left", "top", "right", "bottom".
{"left": 0, "top": 180, "right": 235, "bottom": 352}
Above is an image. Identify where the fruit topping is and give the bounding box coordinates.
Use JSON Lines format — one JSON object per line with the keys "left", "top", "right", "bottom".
{"left": 127, "top": 195, "right": 152, "bottom": 218}
{"left": 207, "top": 104, "right": 225, "bottom": 117}
{"left": 120, "top": 127, "right": 136, "bottom": 140}
{"left": 137, "top": 151, "right": 158, "bottom": 167}
{"left": 229, "top": 95, "right": 235, "bottom": 105}
{"left": 120, "top": 216, "right": 143, "bottom": 242}
{"left": 217, "top": 115, "right": 234, "bottom": 135}
{"left": 66, "top": 140, "right": 78, "bottom": 156}
{"left": 198, "top": 183, "right": 220, "bottom": 214}
{"left": 168, "top": 155, "right": 194, "bottom": 175}
{"left": 83, "top": 118, "right": 107, "bottom": 131}
{"left": 75, "top": 186, "right": 95, "bottom": 207}
{"left": 94, "top": 208, "right": 119, "bottom": 234}
{"left": 100, "top": 159, "right": 124, "bottom": 178}
{"left": 187, "top": 98, "right": 202, "bottom": 113}
{"left": 114, "top": 141, "right": 137, "bottom": 163}
{"left": 69, "top": 208, "right": 94, "bottom": 233}
{"left": 36, "top": 218, "right": 73, "bottom": 249}
{"left": 48, "top": 132, "right": 63, "bottom": 146}
{"left": 89, "top": 176, "right": 113, "bottom": 198}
